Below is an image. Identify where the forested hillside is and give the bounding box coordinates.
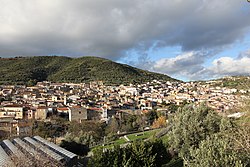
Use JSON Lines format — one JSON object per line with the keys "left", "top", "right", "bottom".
{"left": 0, "top": 56, "right": 177, "bottom": 85}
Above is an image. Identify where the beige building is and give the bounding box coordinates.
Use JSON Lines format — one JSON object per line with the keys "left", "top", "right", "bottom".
{"left": 35, "top": 107, "right": 48, "bottom": 120}
{"left": 1, "top": 105, "right": 24, "bottom": 119}
{"left": 27, "top": 110, "right": 35, "bottom": 119}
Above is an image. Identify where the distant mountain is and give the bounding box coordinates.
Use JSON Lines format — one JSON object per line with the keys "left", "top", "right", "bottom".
{"left": 0, "top": 56, "right": 178, "bottom": 85}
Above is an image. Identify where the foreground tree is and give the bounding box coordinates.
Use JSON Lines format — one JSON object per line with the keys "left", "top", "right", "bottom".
{"left": 89, "top": 140, "right": 172, "bottom": 167}
{"left": 187, "top": 134, "right": 246, "bottom": 167}
{"left": 168, "top": 104, "right": 234, "bottom": 160}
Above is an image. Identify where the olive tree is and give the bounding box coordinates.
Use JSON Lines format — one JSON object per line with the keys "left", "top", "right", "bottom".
{"left": 187, "top": 134, "right": 246, "bottom": 167}
{"left": 168, "top": 104, "right": 234, "bottom": 160}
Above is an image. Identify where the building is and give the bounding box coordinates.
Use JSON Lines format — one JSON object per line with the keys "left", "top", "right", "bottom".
{"left": 35, "top": 107, "right": 48, "bottom": 120}
{"left": 0, "top": 136, "right": 78, "bottom": 167}
{"left": 2, "top": 105, "right": 24, "bottom": 119}
{"left": 68, "top": 106, "right": 87, "bottom": 122}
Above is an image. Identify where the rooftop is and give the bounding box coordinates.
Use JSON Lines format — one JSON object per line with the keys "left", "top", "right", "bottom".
{"left": 0, "top": 136, "right": 78, "bottom": 167}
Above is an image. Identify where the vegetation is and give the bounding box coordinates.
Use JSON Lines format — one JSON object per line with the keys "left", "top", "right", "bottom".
{"left": 168, "top": 104, "right": 234, "bottom": 158}
{"left": 32, "top": 117, "right": 68, "bottom": 139}
{"left": 21, "top": 102, "right": 250, "bottom": 166}
{"left": 145, "top": 110, "right": 159, "bottom": 125}
{"left": 206, "top": 76, "right": 250, "bottom": 90}
{"left": 60, "top": 140, "right": 89, "bottom": 156}
{"left": 91, "top": 129, "right": 161, "bottom": 152}
{"left": 63, "top": 120, "right": 105, "bottom": 148}
{"left": 0, "top": 130, "right": 8, "bottom": 140}
{"left": 126, "top": 129, "right": 160, "bottom": 141}
{"left": 152, "top": 116, "right": 167, "bottom": 128}
{"left": 187, "top": 134, "right": 246, "bottom": 167}
{"left": 89, "top": 103, "right": 250, "bottom": 167}
{"left": 0, "top": 56, "right": 177, "bottom": 85}
{"left": 167, "top": 103, "right": 250, "bottom": 166}
{"left": 89, "top": 139, "right": 172, "bottom": 167}
{"left": 31, "top": 112, "right": 161, "bottom": 149}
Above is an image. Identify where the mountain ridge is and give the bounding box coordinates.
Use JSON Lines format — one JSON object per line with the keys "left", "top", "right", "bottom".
{"left": 0, "top": 56, "right": 178, "bottom": 85}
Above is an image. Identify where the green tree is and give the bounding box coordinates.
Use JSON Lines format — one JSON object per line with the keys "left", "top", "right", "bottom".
{"left": 168, "top": 104, "right": 234, "bottom": 160}
{"left": 167, "top": 103, "right": 179, "bottom": 113}
{"left": 90, "top": 140, "right": 160, "bottom": 167}
{"left": 170, "top": 101, "right": 250, "bottom": 166}
{"left": 146, "top": 110, "right": 158, "bottom": 125}
{"left": 126, "top": 141, "right": 156, "bottom": 167}
{"left": 151, "top": 139, "right": 172, "bottom": 166}
{"left": 230, "top": 127, "right": 250, "bottom": 165}
{"left": 120, "top": 114, "right": 139, "bottom": 132}
{"left": 187, "top": 134, "right": 246, "bottom": 167}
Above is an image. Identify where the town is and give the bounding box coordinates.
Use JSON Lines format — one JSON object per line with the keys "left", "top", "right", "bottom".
{"left": 0, "top": 77, "right": 249, "bottom": 137}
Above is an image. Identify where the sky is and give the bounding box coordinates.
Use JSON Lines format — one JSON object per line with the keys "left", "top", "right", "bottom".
{"left": 1, "top": 0, "right": 250, "bottom": 81}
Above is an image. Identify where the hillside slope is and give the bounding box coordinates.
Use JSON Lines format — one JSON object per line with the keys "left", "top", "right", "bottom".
{"left": 207, "top": 76, "right": 250, "bottom": 90}
{"left": 0, "top": 56, "right": 178, "bottom": 85}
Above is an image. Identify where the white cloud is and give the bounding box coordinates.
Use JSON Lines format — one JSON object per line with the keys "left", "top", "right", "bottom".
{"left": 151, "top": 49, "right": 250, "bottom": 81}
{"left": 0, "top": 0, "right": 249, "bottom": 59}
{"left": 207, "top": 51, "right": 250, "bottom": 78}
{"left": 152, "top": 51, "right": 207, "bottom": 80}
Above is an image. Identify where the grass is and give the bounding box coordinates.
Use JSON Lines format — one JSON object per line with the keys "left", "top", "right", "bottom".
{"left": 126, "top": 129, "right": 161, "bottom": 141}
{"left": 91, "top": 129, "right": 162, "bottom": 151}
{"left": 91, "top": 137, "right": 127, "bottom": 151}
{"left": 91, "top": 144, "right": 114, "bottom": 152}
{"left": 113, "top": 137, "right": 127, "bottom": 145}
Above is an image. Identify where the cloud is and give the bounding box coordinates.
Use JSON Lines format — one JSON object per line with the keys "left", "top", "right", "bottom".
{"left": 151, "top": 49, "right": 250, "bottom": 81}
{"left": 0, "top": 0, "right": 250, "bottom": 59}
{"left": 152, "top": 51, "right": 207, "bottom": 80}
{"left": 206, "top": 50, "right": 250, "bottom": 78}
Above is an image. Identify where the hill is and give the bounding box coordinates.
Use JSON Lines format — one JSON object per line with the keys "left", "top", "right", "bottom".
{"left": 203, "top": 76, "right": 250, "bottom": 90}
{"left": 0, "top": 56, "right": 178, "bottom": 85}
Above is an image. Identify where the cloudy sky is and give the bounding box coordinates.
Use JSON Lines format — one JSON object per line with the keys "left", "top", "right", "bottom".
{"left": 1, "top": 0, "right": 250, "bottom": 81}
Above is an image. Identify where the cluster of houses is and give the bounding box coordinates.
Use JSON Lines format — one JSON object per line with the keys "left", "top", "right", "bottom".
{"left": 0, "top": 79, "right": 249, "bottom": 136}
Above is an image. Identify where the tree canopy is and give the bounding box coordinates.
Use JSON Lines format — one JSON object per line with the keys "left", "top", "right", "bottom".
{"left": 168, "top": 103, "right": 250, "bottom": 166}
{"left": 89, "top": 140, "right": 172, "bottom": 167}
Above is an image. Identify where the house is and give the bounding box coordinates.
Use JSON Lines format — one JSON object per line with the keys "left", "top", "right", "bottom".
{"left": 57, "top": 107, "right": 70, "bottom": 118}
{"left": 35, "top": 107, "right": 48, "bottom": 120}
{"left": 57, "top": 107, "right": 70, "bottom": 114}
{"left": 0, "top": 116, "right": 15, "bottom": 137}
{"left": 140, "top": 100, "right": 153, "bottom": 110}
{"left": 68, "top": 106, "right": 87, "bottom": 122}
{"left": 2, "top": 105, "right": 24, "bottom": 119}
{"left": 87, "top": 107, "right": 103, "bottom": 120}
{"left": 27, "top": 109, "right": 35, "bottom": 119}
